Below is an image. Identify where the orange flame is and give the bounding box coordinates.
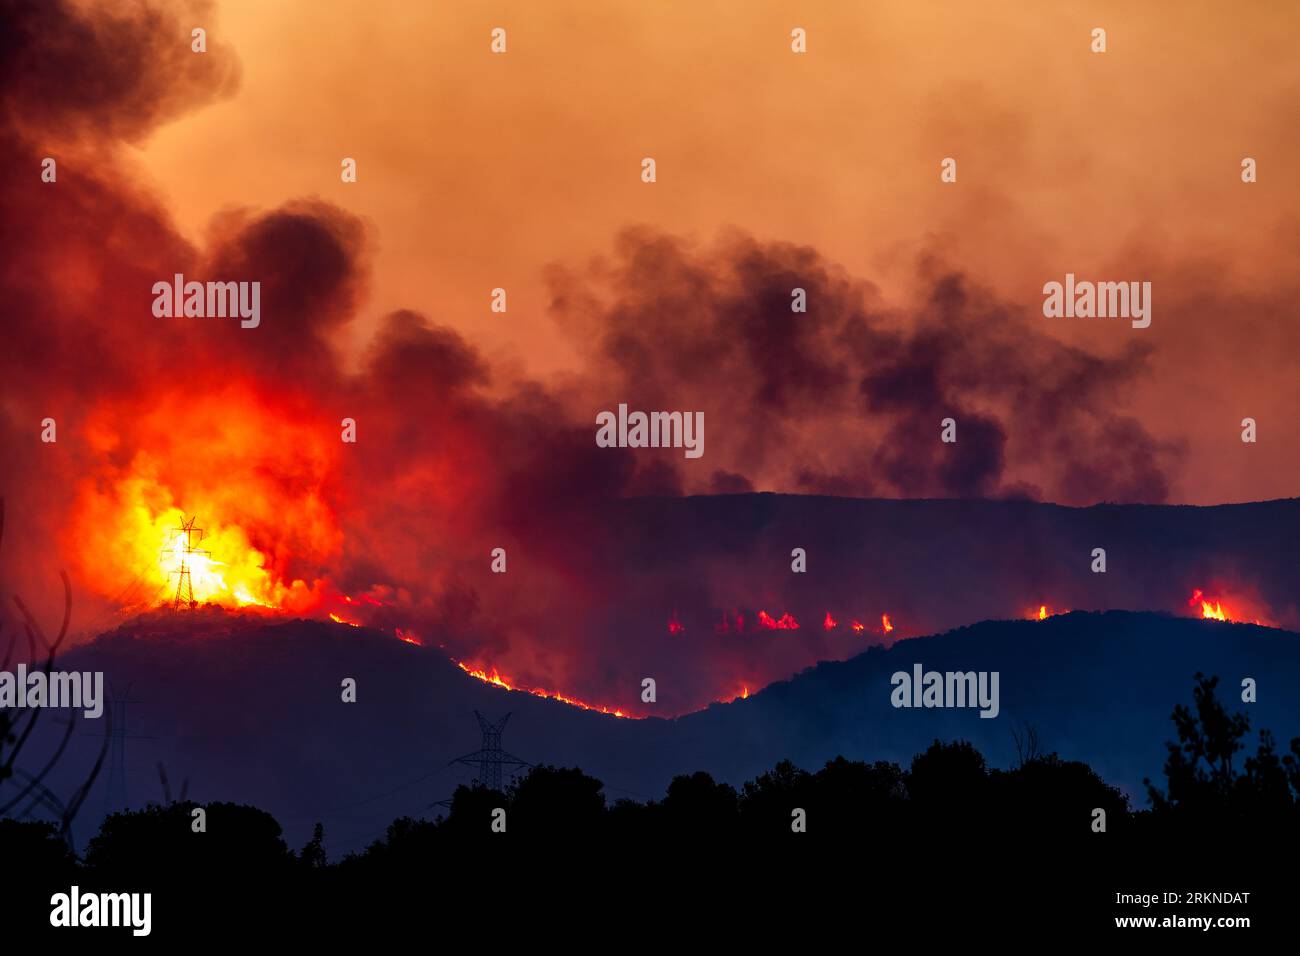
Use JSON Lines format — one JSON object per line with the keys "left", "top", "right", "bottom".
{"left": 1188, "top": 588, "right": 1261, "bottom": 623}
{"left": 881, "top": 613, "right": 894, "bottom": 634}
{"left": 1030, "top": 604, "right": 1068, "bottom": 620}
{"left": 456, "top": 661, "right": 629, "bottom": 718}
{"left": 757, "top": 610, "right": 800, "bottom": 630}
{"left": 71, "top": 388, "right": 341, "bottom": 613}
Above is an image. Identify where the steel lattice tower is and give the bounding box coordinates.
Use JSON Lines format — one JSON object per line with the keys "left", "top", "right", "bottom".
{"left": 450, "top": 711, "right": 531, "bottom": 792}
{"left": 162, "top": 515, "right": 209, "bottom": 611}
{"left": 96, "top": 683, "right": 153, "bottom": 815}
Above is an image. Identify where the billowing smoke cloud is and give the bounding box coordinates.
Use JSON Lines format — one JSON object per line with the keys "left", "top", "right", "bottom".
{"left": 0, "top": 0, "right": 1197, "bottom": 715}
{"left": 546, "top": 229, "right": 1179, "bottom": 503}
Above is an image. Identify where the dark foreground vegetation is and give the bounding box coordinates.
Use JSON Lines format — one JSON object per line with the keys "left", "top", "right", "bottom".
{"left": 4, "top": 673, "right": 1295, "bottom": 937}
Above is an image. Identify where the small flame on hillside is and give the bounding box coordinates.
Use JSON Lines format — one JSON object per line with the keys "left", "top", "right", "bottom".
{"left": 456, "top": 661, "right": 629, "bottom": 718}
{"left": 1188, "top": 588, "right": 1265, "bottom": 625}
{"left": 1030, "top": 604, "right": 1069, "bottom": 621}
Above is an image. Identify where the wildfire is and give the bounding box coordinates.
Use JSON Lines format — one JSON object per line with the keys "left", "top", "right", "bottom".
{"left": 757, "top": 610, "right": 800, "bottom": 630}
{"left": 145, "top": 514, "right": 280, "bottom": 609}
{"left": 329, "top": 612, "right": 360, "bottom": 627}
{"left": 1187, "top": 588, "right": 1264, "bottom": 624}
{"left": 456, "top": 661, "right": 629, "bottom": 718}
{"left": 1030, "top": 604, "right": 1068, "bottom": 621}
{"left": 717, "top": 610, "right": 887, "bottom": 636}
{"left": 71, "top": 388, "right": 341, "bottom": 614}
{"left": 395, "top": 628, "right": 422, "bottom": 646}
{"left": 667, "top": 611, "right": 686, "bottom": 635}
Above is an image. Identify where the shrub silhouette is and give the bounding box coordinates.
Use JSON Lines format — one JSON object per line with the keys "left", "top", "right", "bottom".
{"left": 82, "top": 801, "right": 293, "bottom": 882}
{"left": 0, "top": 818, "right": 77, "bottom": 879}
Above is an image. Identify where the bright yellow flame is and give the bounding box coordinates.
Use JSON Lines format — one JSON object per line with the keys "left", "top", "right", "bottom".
{"left": 1201, "top": 599, "right": 1228, "bottom": 621}
{"left": 155, "top": 513, "right": 276, "bottom": 607}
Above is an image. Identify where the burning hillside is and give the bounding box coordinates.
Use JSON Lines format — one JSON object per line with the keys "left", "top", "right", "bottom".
{"left": 1, "top": 0, "right": 1296, "bottom": 723}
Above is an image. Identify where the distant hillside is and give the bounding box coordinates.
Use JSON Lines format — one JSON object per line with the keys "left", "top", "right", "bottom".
{"left": 414, "top": 493, "right": 1300, "bottom": 714}
{"left": 17, "top": 609, "right": 1299, "bottom": 855}
{"left": 669, "top": 610, "right": 1300, "bottom": 799}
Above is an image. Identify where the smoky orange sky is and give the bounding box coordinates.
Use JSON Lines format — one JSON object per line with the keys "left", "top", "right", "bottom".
{"left": 125, "top": 0, "right": 1300, "bottom": 505}
{"left": 2, "top": 0, "right": 1299, "bottom": 709}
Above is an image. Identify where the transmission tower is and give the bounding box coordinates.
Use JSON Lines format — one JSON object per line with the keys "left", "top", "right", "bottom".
{"left": 92, "top": 683, "right": 154, "bottom": 815}
{"left": 449, "top": 711, "right": 531, "bottom": 792}
{"left": 161, "top": 515, "right": 209, "bottom": 611}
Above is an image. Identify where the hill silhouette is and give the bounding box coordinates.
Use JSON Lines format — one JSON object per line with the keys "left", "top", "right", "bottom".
{"left": 17, "top": 607, "right": 1298, "bottom": 858}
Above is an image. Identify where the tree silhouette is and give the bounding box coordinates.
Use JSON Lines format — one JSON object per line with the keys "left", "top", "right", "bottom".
{"left": 1145, "top": 672, "right": 1300, "bottom": 836}
{"left": 506, "top": 764, "right": 605, "bottom": 836}
{"left": 661, "top": 771, "right": 739, "bottom": 835}
{"left": 298, "top": 822, "right": 327, "bottom": 869}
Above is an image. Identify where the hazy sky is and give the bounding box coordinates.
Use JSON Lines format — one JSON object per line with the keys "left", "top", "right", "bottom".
{"left": 123, "top": 0, "right": 1300, "bottom": 504}
{"left": 2, "top": 0, "right": 1297, "bottom": 698}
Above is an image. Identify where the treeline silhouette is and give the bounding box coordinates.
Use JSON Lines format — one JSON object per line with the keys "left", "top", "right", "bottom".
{"left": 5, "top": 673, "right": 1296, "bottom": 934}
{"left": 10, "top": 674, "right": 1300, "bottom": 862}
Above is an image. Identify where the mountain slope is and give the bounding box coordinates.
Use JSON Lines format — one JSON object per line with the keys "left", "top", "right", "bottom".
{"left": 16, "top": 609, "right": 1298, "bottom": 854}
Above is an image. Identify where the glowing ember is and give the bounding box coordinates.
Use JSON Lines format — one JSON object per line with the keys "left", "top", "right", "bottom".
{"left": 456, "top": 661, "right": 629, "bottom": 718}
{"left": 757, "top": 610, "right": 800, "bottom": 630}
{"left": 823, "top": 611, "right": 837, "bottom": 631}
{"left": 714, "top": 611, "right": 746, "bottom": 634}
{"left": 667, "top": 611, "right": 686, "bottom": 635}
{"left": 850, "top": 620, "right": 865, "bottom": 633}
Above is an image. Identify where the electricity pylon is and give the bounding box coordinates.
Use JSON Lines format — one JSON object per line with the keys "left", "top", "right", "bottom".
{"left": 449, "top": 711, "right": 531, "bottom": 793}
{"left": 93, "top": 683, "right": 154, "bottom": 815}
{"left": 161, "top": 515, "right": 209, "bottom": 610}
